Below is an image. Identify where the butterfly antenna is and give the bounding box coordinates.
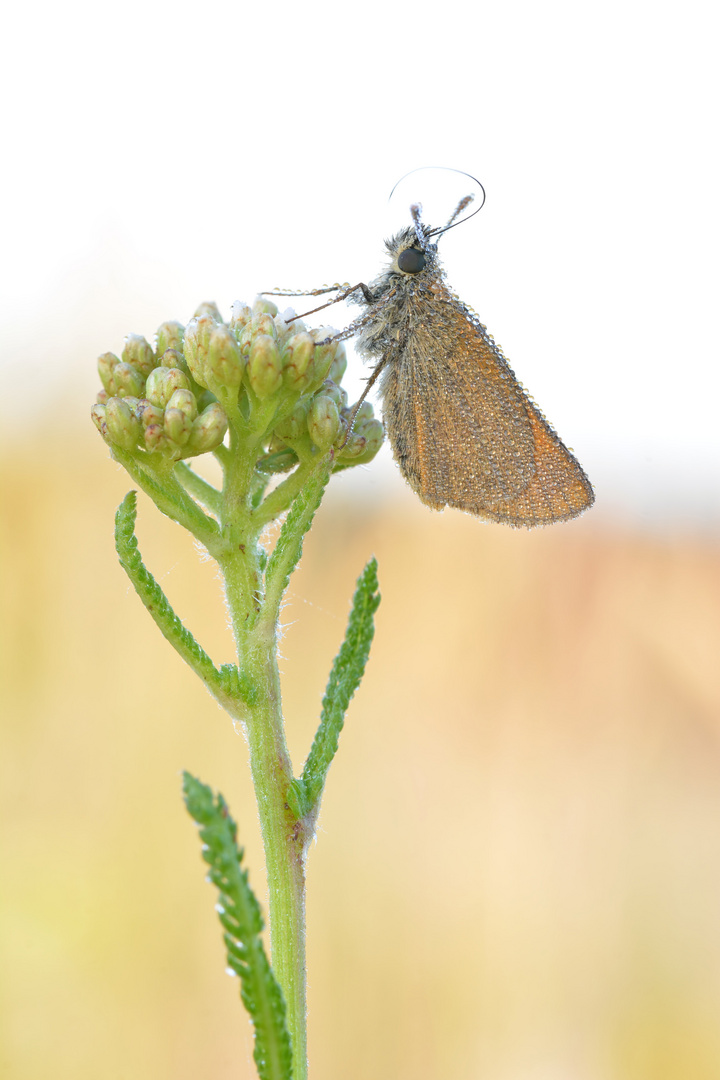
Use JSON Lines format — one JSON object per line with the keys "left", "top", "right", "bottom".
{"left": 428, "top": 176, "right": 486, "bottom": 239}
{"left": 410, "top": 203, "right": 428, "bottom": 246}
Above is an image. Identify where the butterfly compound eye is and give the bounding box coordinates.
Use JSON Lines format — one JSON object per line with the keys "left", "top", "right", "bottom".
{"left": 397, "top": 247, "right": 426, "bottom": 274}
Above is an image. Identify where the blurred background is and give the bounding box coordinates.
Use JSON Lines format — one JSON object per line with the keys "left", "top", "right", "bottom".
{"left": 1, "top": 1, "right": 719, "bottom": 1078}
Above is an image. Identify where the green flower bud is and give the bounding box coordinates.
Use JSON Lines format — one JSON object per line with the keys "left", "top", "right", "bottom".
{"left": 164, "top": 406, "right": 192, "bottom": 447}
{"left": 97, "top": 352, "right": 120, "bottom": 395}
{"left": 158, "top": 347, "right": 195, "bottom": 389}
{"left": 337, "top": 431, "right": 367, "bottom": 459}
{"left": 112, "top": 361, "right": 145, "bottom": 398}
{"left": 254, "top": 313, "right": 278, "bottom": 338}
{"left": 351, "top": 401, "right": 375, "bottom": 426}
{"left": 237, "top": 326, "right": 252, "bottom": 358}
{"left": 91, "top": 403, "right": 108, "bottom": 438}
{"left": 327, "top": 340, "right": 347, "bottom": 384}
{"left": 273, "top": 399, "right": 309, "bottom": 443}
{"left": 247, "top": 334, "right": 282, "bottom": 399}
{"left": 273, "top": 309, "right": 306, "bottom": 343}
{"left": 143, "top": 423, "right": 167, "bottom": 453}
{"left": 155, "top": 320, "right": 185, "bottom": 358}
{"left": 122, "top": 334, "right": 156, "bottom": 379}
{"left": 166, "top": 388, "right": 197, "bottom": 420}
{"left": 252, "top": 296, "right": 278, "bottom": 317}
{"left": 347, "top": 414, "right": 382, "bottom": 457}
{"left": 358, "top": 418, "right": 383, "bottom": 458}
{"left": 104, "top": 396, "right": 142, "bottom": 450}
{"left": 320, "top": 380, "right": 347, "bottom": 410}
{"left": 194, "top": 301, "right": 223, "bottom": 323}
{"left": 237, "top": 313, "right": 277, "bottom": 360}
{"left": 336, "top": 400, "right": 384, "bottom": 462}
{"left": 272, "top": 310, "right": 292, "bottom": 339}
{"left": 188, "top": 402, "right": 228, "bottom": 454}
{"left": 96, "top": 389, "right": 109, "bottom": 405}
{"left": 338, "top": 399, "right": 385, "bottom": 460}
{"left": 183, "top": 316, "right": 216, "bottom": 386}
{"left": 158, "top": 347, "right": 184, "bottom": 369}
{"left": 229, "top": 301, "right": 252, "bottom": 332}
{"left": 145, "top": 366, "right": 191, "bottom": 409}
{"left": 280, "top": 332, "right": 315, "bottom": 390}
{"left": 136, "top": 401, "right": 165, "bottom": 430}
{"left": 308, "top": 328, "right": 339, "bottom": 385}
{"left": 207, "top": 326, "right": 244, "bottom": 388}
{"left": 308, "top": 395, "right": 340, "bottom": 450}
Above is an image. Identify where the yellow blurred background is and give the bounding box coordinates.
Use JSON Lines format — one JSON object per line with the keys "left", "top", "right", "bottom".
{"left": 2, "top": 0, "right": 719, "bottom": 1071}
{"left": 2, "top": 426, "right": 720, "bottom": 1080}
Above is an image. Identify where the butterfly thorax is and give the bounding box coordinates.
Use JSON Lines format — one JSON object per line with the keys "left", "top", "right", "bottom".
{"left": 351, "top": 227, "right": 465, "bottom": 365}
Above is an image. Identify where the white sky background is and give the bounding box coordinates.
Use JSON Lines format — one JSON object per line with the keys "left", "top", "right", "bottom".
{"left": 1, "top": 0, "right": 718, "bottom": 526}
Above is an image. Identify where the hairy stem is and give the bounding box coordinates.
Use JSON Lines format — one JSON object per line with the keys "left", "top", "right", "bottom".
{"left": 220, "top": 471, "right": 310, "bottom": 1080}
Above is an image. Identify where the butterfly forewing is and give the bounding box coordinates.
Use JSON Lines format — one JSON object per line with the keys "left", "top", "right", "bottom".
{"left": 381, "top": 312, "right": 538, "bottom": 509}
{"left": 480, "top": 404, "right": 594, "bottom": 526}
{"left": 380, "top": 290, "right": 593, "bottom": 526}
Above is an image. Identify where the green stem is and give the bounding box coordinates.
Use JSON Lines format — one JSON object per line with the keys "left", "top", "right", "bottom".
{"left": 111, "top": 446, "right": 220, "bottom": 550}
{"left": 256, "top": 455, "right": 322, "bottom": 528}
{"left": 174, "top": 461, "right": 222, "bottom": 517}
{"left": 222, "top": 552, "right": 308, "bottom": 1080}
{"left": 218, "top": 437, "right": 311, "bottom": 1080}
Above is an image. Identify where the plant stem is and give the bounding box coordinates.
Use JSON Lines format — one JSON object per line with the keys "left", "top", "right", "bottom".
{"left": 210, "top": 438, "right": 329, "bottom": 1080}
{"left": 221, "top": 541, "right": 309, "bottom": 1080}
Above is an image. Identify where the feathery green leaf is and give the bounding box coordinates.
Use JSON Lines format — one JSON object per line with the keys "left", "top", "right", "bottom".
{"left": 302, "top": 558, "right": 381, "bottom": 811}
{"left": 262, "top": 458, "right": 332, "bottom": 621}
{"left": 115, "top": 492, "right": 252, "bottom": 709}
{"left": 183, "top": 773, "right": 293, "bottom": 1080}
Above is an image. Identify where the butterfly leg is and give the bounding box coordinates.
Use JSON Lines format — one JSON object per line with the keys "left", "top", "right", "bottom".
{"left": 266, "top": 282, "right": 376, "bottom": 323}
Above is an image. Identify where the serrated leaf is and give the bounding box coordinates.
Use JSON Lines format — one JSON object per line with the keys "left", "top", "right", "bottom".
{"left": 302, "top": 558, "right": 380, "bottom": 811}
{"left": 114, "top": 492, "right": 252, "bottom": 711}
{"left": 263, "top": 459, "right": 331, "bottom": 620}
{"left": 183, "top": 773, "right": 293, "bottom": 1080}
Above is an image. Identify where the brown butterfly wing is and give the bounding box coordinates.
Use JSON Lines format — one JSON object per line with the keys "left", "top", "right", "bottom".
{"left": 380, "top": 307, "right": 594, "bottom": 527}
{"left": 480, "top": 404, "right": 595, "bottom": 525}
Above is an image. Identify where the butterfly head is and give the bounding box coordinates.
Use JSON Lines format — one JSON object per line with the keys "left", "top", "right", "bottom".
{"left": 385, "top": 222, "right": 438, "bottom": 279}
{"left": 385, "top": 189, "right": 482, "bottom": 280}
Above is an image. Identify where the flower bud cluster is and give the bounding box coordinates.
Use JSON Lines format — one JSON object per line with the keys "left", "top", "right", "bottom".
{"left": 92, "top": 323, "right": 227, "bottom": 460}
{"left": 91, "top": 298, "right": 383, "bottom": 469}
